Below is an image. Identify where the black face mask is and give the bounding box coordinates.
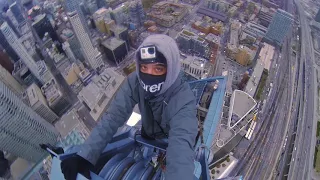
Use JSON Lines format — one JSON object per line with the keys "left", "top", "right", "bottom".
{"left": 139, "top": 71, "right": 166, "bottom": 97}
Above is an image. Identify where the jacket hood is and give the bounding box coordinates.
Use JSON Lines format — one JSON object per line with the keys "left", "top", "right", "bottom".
{"left": 135, "top": 34, "right": 181, "bottom": 95}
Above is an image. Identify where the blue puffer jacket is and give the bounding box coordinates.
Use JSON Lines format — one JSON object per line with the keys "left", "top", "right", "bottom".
{"left": 78, "top": 35, "right": 198, "bottom": 180}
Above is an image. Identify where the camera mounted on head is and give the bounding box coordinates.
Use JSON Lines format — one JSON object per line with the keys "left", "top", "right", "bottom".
{"left": 138, "top": 45, "right": 167, "bottom": 65}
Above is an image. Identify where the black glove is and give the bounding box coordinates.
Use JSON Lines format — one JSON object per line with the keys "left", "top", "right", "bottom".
{"left": 61, "top": 155, "right": 93, "bottom": 180}
{"left": 39, "top": 144, "right": 64, "bottom": 156}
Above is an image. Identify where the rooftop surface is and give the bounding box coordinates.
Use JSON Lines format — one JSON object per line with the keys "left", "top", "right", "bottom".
{"left": 55, "top": 109, "right": 89, "bottom": 138}
{"left": 101, "top": 37, "right": 125, "bottom": 50}
{"left": 32, "top": 14, "right": 46, "bottom": 25}
{"left": 228, "top": 90, "right": 257, "bottom": 128}
{"left": 259, "top": 42, "right": 275, "bottom": 71}
{"left": 245, "top": 59, "right": 265, "bottom": 97}
{"left": 205, "top": 33, "right": 221, "bottom": 44}
{"left": 25, "top": 83, "right": 47, "bottom": 107}
{"left": 41, "top": 79, "right": 62, "bottom": 105}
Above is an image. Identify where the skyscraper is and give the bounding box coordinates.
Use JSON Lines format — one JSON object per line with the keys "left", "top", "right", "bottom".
{"left": 64, "top": 0, "right": 88, "bottom": 32}
{"left": 265, "top": 9, "right": 293, "bottom": 46}
{"left": 32, "top": 14, "right": 59, "bottom": 43}
{"left": 0, "top": 64, "right": 24, "bottom": 96}
{"left": 0, "top": 51, "right": 14, "bottom": 73}
{"left": 68, "top": 12, "right": 104, "bottom": 70}
{"left": 9, "top": 2, "right": 25, "bottom": 24}
{"left": 315, "top": 9, "right": 320, "bottom": 23}
{"left": 101, "top": 37, "right": 128, "bottom": 65}
{"left": 24, "top": 83, "right": 59, "bottom": 123}
{"left": 0, "top": 80, "right": 59, "bottom": 162}
{"left": 0, "top": 12, "right": 20, "bottom": 37}
{"left": 0, "top": 22, "right": 42, "bottom": 83}
{"left": 129, "top": 0, "right": 145, "bottom": 27}
{"left": 60, "top": 28, "right": 85, "bottom": 62}
{"left": 0, "top": 22, "right": 19, "bottom": 62}
{"left": 111, "top": 2, "right": 130, "bottom": 25}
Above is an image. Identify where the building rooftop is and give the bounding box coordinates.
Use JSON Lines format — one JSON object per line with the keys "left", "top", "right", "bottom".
{"left": 41, "top": 79, "right": 62, "bottom": 106}
{"left": 101, "top": 37, "right": 125, "bottom": 50}
{"left": 245, "top": 59, "right": 265, "bottom": 97}
{"left": 259, "top": 43, "right": 275, "bottom": 71}
{"left": 25, "top": 83, "right": 47, "bottom": 107}
{"left": 197, "top": 7, "right": 228, "bottom": 22}
{"left": 55, "top": 109, "right": 90, "bottom": 138}
{"left": 61, "top": 28, "right": 74, "bottom": 38}
{"left": 37, "top": 60, "right": 48, "bottom": 76}
{"left": 228, "top": 90, "right": 256, "bottom": 129}
{"left": 77, "top": 68, "right": 125, "bottom": 120}
{"left": 205, "top": 33, "right": 221, "bottom": 44}
{"left": 32, "top": 14, "right": 46, "bottom": 25}
{"left": 94, "top": 7, "right": 109, "bottom": 15}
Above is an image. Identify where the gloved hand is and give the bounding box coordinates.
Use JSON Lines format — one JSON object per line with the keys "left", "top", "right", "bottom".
{"left": 61, "top": 155, "right": 93, "bottom": 180}
{"left": 39, "top": 144, "right": 64, "bottom": 156}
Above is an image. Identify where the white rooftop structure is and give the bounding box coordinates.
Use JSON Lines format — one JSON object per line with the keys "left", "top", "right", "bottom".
{"left": 181, "top": 56, "right": 210, "bottom": 79}
{"left": 227, "top": 90, "right": 257, "bottom": 129}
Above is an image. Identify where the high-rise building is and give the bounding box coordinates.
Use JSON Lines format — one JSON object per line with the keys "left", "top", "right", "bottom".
{"left": 315, "top": 9, "right": 320, "bottom": 23}
{"left": 0, "top": 64, "right": 24, "bottom": 96}
{"left": 13, "top": 60, "right": 38, "bottom": 86}
{"left": 0, "top": 80, "right": 59, "bottom": 162}
{"left": 101, "top": 37, "right": 128, "bottom": 65}
{"left": 37, "top": 60, "right": 55, "bottom": 83}
{"left": 41, "top": 79, "right": 71, "bottom": 116}
{"left": 176, "top": 29, "right": 210, "bottom": 59}
{"left": 0, "top": 22, "right": 42, "bottom": 83}
{"left": 97, "top": 0, "right": 107, "bottom": 8}
{"left": 0, "top": 50, "right": 14, "bottom": 73}
{"left": 206, "top": 0, "right": 229, "bottom": 13}
{"left": 62, "top": 42, "right": 77, "bottom": 63}
{"left": 111, "top": 25, "right": 130, "bottom": 48}
{"left": 93, "top": 8, "right": 112, "bottom": 33}
{"left": 32, "top": 14, "right": 59, "bottom": 43}
{"left": 87, "top": 0, "right": 99, "bottom": 15}
{"left": 0, "top": 23, "right": 19, "bottom": 62}
{"left": 265, "top": 9, "right": 293, "bottom": 46}
{"left": 181, "top": 56, "right": 210, "bottom": 79}
{"left": 60, "top": 28, "right": 85, "bottom": 62}
{"left": 111, "top": 2, "right": 130, "bottom": 25}
{"left": 62, "top": 63, "right": 84, "bottom": 94}
{"left": 68, "top": 12, "right": 104, "bottom": 70}
{"left": 64, "top": 0, "right": 88, "bottom": 32}
{"left": 24, "top": 83, "right": 59, "bottom": 123}
{"left": 9, "top": 2, "right": 25, "bottom": 24}
{"left": 129, "top": 0, "right": 145, "bottom": 27}
{"left": 22, "top": 0, "right": 34, "bottom": 10}
{"left": 0, "top": 12, "right": 20, "bottom": 38}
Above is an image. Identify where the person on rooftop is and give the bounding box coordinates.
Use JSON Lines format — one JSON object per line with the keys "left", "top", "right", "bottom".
{"left": 60, "top": 34, "right": 198, "bottom": 180}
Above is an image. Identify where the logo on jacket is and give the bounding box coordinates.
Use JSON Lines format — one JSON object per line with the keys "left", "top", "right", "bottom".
{"left": 141, "top": 80, "right": 164, "bottom": 93}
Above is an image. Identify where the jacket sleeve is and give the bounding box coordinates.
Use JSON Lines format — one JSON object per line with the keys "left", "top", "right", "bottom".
{"left": 77, "top": 73, "right": 139, "bottom": 165}
{"left": 164, "top": 97, "right": 198, "bottom": 180}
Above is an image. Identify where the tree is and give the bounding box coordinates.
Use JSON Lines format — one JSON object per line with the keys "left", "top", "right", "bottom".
{"left": 247, "top": 2, "right": 256, "bottom": 14}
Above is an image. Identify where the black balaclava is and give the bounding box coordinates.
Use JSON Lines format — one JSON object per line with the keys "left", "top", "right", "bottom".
{"left": 138, "top": 49, "right": 167, "bottom": 97}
